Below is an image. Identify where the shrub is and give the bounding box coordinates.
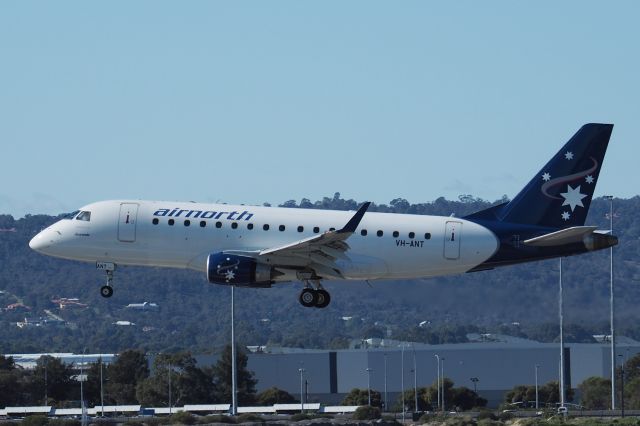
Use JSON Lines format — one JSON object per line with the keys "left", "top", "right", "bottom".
{"left": 197, "top": 415, "right": 235, "bottom": 424}
{"left": 49, "top": 419, "right": 81, "bottom": 426}
{"left": 289, "top": 413, "right": 311, "bottom": 422}
{"left": 477, "top": 410, "right": 498, "bottom": 421}
{"left": 352, "top": 405, "right": 381, "bottom": 420}
{"left": 235, "top": 414, "right": 264, "bottom": 424}
{"left": 21, "top": 416, "right": 49, "bottom": 426}
{"left": 168, "top": 412, "right": 196, "bottom": 425}
{"left": 498, "top": 411, "right": 514, "bottom": 422}
{"left": 123, "top": 421, "right": 143, "bottom": 426}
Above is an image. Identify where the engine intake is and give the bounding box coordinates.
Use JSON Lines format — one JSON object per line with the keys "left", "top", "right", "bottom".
{"left": 206, "top": 253, "right": 274, "bottom": 288}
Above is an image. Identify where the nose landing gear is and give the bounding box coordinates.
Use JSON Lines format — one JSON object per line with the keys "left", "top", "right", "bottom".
{"left": 97, "top": 262, "right": 116, "bottom": 298}
{"left": 298, "top": 280, "right": 331, "bottom": 308}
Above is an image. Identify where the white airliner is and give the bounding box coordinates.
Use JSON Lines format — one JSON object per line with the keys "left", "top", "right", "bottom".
{"left": 30, "top": 124, "right": 618, "bottom": 308}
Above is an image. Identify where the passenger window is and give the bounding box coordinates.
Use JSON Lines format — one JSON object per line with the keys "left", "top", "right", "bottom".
{"left": 313, "top": 227, "right": 319, "bottom": 233}
{"left": 215, "top": 221, "right": 222, "bottom": 228}
{"left": 200, "top": 221, "right": 206, "bottom": 228}
{"left": 393, "top": 231, "right": 399, "bottom": 238}
{"left": 263, "top": 224, "right": 270, "bottom": 231}
{"left": 361, "top": 229, "right": 368, "bottom": 236}
{"left": 168, "top": 219, "right": 175, "bottom": 226}
{"left": 247, "top": 223, "right": 254, "bottom": 230}
{"left": 377, "top": 230, "right": 383, "bottom": 237}
{"left": 152, "top": 218, "right": 159, "bottom": 225}
{"left": 184, "top": 220, "right": 191, "bottom": 227}
{"left": 279, "top": 225, "right": 285, "bottom": 231}
{"left": 297, "top": 226, "right": 304, "bottom": 232}
{"left": 76, "top": 211, "right": 91, "bottom": 222}
{"left": 231, "top": 222, "right": 238, "bottom": 229}
{"left": 425, "top": 232, "right": 431, "bottom": 240}
{"left": 409, "top": 232, "right": 415, "bottom": 239}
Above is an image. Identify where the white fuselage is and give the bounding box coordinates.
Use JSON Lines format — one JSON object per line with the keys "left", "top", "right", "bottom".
{"left": 29, "top": 200, "right": 500, "bottom": 281}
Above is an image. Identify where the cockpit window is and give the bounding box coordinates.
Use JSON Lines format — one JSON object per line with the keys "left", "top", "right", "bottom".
{"left": 76, "top": 211, "right": 91, "bottom": 222}
{"left": 61, "top": 210, "right": 80, "bottom": 220}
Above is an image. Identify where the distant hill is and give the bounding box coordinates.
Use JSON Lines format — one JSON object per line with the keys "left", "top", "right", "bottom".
{"left": 0, "top": 194, "right": 638, "bottom": 354}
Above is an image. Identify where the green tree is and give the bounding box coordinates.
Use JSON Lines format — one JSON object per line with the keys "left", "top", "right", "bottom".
{"left": 136, "top": 352, "right": 215, "bottom": 406}
{"left": 25, "top": 355, "right": 74, "bottom": 405}
{"left": 624, "top": 376, "right": 640, "bottom": 409}
{"left": 505, "top": 381, "right": 573, "bottom": 407}
{"left": 341, "top": 388, "right": 382, "bottom": 408}
{"left": 256, "top": 387, "right": 297, "bottom": 405}
{"left": 0, "top": 355, "right": 21, "bottom": 406}
{"left": 396, "top": 387, "right": 432, "bottom": 411}
{"left": 578, "top": 377, "right": 610, "bottom": 409}
{"left": 107, "top": 350, "right": 149, "bottom": 404}
{"left": 212, "top": 345, "right": 257, "bottom": 405}
{"left": 451, "top": 386, "right": 487, "bottom": 410}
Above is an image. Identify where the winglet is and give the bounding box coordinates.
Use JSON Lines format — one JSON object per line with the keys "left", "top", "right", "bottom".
{"left": 338, "top": 202, "right": 371, "bottom": 234}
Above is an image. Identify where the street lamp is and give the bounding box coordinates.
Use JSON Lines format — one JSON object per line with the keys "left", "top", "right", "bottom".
{"left": 366, "top": 368, "right": 373, "bottom": 406}
{"left": 470, "top": 377, "right": 479, "bottom": 394}
{"left": 231, "top": 285, "right": 238, "bottom": 416}
{"left": 559, "top": 258, "right": 566, "bottom": 415}
{"left": 168, "top": 361, "right": 172, "bottom": 415}
{"left": 618, "top": 354, "right": 624, "bottom": 417}
{"left": 434, "top": 355, "right": 440, "bottom": 411}
{"left": 383, "top": 353, "right": 388, "bottom": 411}
{"left": 401, "top": 343, "right": 405, "bottom": 423}
{"left": 413, "top": 348, "right": 418, "bottom": 413}
{"left": 298, "top": 367, "right": 305, "bottom": 413}
{"left": 441, "top": 357, "right": 445, "bottom": 412}
{"left": 604, "top": 195, "right": 616, "bottom": 410}
{"left": 100, "top": 357, "right": 105, "bottom": 417}
{"left": 534, "top": 365, "right": 540, "bottom": 410}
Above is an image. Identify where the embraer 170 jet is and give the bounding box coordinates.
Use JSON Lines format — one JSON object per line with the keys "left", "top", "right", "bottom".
{"left": 30, "top": 124, "right": 618, "bottom": 308}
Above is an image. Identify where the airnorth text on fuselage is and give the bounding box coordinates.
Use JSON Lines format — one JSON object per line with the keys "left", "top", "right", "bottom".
{"left": 153, "top": 208, "right": 254, "bottom": 221}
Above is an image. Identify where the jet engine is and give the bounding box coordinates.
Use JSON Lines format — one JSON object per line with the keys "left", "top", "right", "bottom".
{"left": 206, "top": 253, "right": 275, "bottom": 288}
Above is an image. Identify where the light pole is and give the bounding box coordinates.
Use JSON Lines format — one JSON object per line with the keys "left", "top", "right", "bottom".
{"left": 470, "top": 377, "right": 479, "bottom": 394}
{"left": 44, "top": 357, "right": 47, "bottom": 406}
{"left": 401, "top": 344, "right": 405, "bottom": 423}
{"left": 384, "top": 353, "right": 388, "bottom": 412}
{"left": 298, "top": 367, "right": 305, "bottom": 413}
{"left": 80, "top": 351, "right": 87, "bottom": 426}
{"left": 434, "top": 355, "right": 440, "bottom": 411}
{"left": 366, "top": 368, "right": 373, "bottom": 406}
{"left": 168, "top": 361, "right": 172, "bottom": 415}
{"left": 534, "top": 365, "right": 540, "bottom": 410}
{"left": 413, "top": 348, "right": 418, "bottom": 412}
{"left": 618, "top": 354, "right": 624, "bottom": 417}
{"left": 604, "top": 195, "right": 616, "bottom": 411}
{"left": 559, "top": 258, "right": 566, "bottom": 415}
{"left": 231, "top": 285, "right": 238, "bottom": 416}
{"left": 100, "top": 357, "right": 105, "bottom": 417}
{"left": 441, "top": 357, "right": 445, "bottom": 412}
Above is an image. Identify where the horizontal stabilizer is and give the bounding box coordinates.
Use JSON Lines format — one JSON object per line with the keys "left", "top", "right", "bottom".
{"left": 523, "top": 226, "right": 597, "bottom": 247}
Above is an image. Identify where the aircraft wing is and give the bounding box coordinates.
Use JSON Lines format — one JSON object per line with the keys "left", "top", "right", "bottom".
{"left": 224, "top": 202, "right": 370, "bottom": 279}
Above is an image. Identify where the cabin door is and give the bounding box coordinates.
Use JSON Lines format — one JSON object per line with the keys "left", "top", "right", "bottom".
{"left": 118, "top": 203, "right": 139, "bottom": 242}
{"left": 444, "top": 221, "right": 462, "bottom": 259}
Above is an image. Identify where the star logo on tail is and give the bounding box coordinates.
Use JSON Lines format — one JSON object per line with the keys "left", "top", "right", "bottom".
{"left": 560, "top": 185, "right": 587, "bottom": 212}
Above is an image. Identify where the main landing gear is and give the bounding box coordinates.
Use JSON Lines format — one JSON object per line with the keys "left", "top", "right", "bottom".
{"left": 299, "top": 281, "right": 331, "bottom": 309}
{"left": 96, "top": 262, "right": 116, "bottom": 298}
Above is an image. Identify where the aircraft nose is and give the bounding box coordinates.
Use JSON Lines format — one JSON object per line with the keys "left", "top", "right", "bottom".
{"left": 29, "top": 228, "right": 61, "bottom": 253}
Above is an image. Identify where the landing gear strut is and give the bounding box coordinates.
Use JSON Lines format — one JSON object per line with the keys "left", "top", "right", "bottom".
{"left": 97, "top": 262, "right": 116, "bottom": 298}
{"left": 298, "top": 280, "right": 331, "bottom": 308}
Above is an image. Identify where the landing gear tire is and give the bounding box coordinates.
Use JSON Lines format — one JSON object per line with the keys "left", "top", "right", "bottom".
{"left": 315, "top": 289, "right": 331, "bottom": 308}
{"left": 100, "top": 285, "right": 113, "bottom": 298}
{"left": 299, "top": 288, "right": 318, "bottom": 308}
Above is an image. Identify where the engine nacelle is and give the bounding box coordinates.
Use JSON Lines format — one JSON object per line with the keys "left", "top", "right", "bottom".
{"left": 206, "top": 253, "right": 274, "bottom": 288}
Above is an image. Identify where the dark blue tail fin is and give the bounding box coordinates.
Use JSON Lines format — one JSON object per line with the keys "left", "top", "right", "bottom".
{"left": 472, "top": 123, "right": 613, "bottom": 228}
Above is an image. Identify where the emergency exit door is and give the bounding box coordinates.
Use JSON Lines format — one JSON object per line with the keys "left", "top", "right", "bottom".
{"left": 444, "top": 221, "right": 462, "bottom": 259}
{"left": 118, "top": 203, "right": 139, "bottom": 242}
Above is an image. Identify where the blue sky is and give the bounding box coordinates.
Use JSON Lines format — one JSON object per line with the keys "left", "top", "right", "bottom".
{"left": 1, "top": 1, "right": 638, "bottom": 218}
